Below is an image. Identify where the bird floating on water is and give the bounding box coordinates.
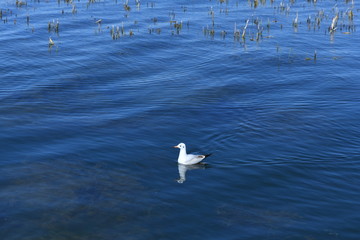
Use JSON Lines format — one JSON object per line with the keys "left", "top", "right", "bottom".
{"left": 173, "top": 143, "right": 211, "bottom": 165}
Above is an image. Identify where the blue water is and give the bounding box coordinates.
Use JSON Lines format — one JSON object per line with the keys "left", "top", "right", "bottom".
{"left": 1, "top": 0, "right": 360, "bottom": 239}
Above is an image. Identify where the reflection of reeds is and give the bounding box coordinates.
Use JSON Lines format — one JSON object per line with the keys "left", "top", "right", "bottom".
{"left": 48, "top": 37, "right": 55, "bottom": 46}
{"left": 220, "top": 30, "right": 227, "bottom": 39}
{"left": 242, "top": 19, "right": 249, "bottom": 39}
{"left": 348, "top": 9, "right": 353, "bottom": 21}
{"left": 256, "top": 25, "right": 263, "bottom": 41}
{"left": 147, "top": 2, "right": 155, "bottom": 8}
{"left": 48, "top": 20, "right": 59, "bottom": 33}
{"left": 329, "top": 13, "right": 338, "bottom": 32}
{"left": 233, "top": 23, "right": 240, "bottom": 40}
{"left": 170, "top": 20, "right": 183, "bottom": 34}
{"left": 110, "top": 26, "right": 120, "bottom": 39}
{"left": 16, "top": 0, "right": 27, "bottom": 7}
{"left": 87, "top": 0, "right": 96, "bottom": 8}
{"left": 124, "top": 0, "right": 131, "bottom": 11}
{"left": 110, "top": 22, "right": 127, "bottom": 39}
{"left": 4, "top": 0, "right": 356, "bottom": 51}
{"left": 209, "top": 7, "right": 215, "bottom": 27}
{"left": 293, "top": 12, "right": 298, "bottom": 28}
{"left": 72, "top": 5, "right": 77, "bottom": 14}
{"left": 148, "top": 27, "right": 161, "bottom": 34}
{"left": 135, "top": 0, "right": 141, "bottom": 9}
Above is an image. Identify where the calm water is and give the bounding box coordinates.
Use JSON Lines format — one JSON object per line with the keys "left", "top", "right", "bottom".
{"left": 1, "top": 0, "right": 360, "bottom": 239}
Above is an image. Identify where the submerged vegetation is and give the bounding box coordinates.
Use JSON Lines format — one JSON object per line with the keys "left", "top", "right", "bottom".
{"left": 0, "top": 0, "right": 358, "bottom": 55}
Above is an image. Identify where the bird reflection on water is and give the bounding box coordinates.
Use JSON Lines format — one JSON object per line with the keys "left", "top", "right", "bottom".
{"left": 177, "top": 163, "right": 209, "bottom": 183}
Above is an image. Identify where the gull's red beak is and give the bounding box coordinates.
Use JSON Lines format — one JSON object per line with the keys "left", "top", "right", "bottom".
{"left": 173, "top": 145, "right": 179, "bottom": 148}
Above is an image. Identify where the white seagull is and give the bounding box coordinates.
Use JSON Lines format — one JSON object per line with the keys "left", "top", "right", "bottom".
{"left": 173, "top": 143, "right": 211, "bottom": 165}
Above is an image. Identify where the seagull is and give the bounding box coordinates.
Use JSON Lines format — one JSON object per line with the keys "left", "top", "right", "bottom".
{"left": 173, "top": 143, "right": 211, "bottom": 165}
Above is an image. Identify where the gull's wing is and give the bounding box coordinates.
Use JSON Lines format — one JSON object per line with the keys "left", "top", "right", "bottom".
{"left": 185, "top": 154, "right": 206, "bottom": 165}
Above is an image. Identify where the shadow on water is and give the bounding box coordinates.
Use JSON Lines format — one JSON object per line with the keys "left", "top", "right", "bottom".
{"left": 176, "top": 163, "right": 210, "bottom": 184}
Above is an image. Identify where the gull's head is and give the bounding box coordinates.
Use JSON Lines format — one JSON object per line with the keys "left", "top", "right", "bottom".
{"left": 173, "top": 143, "right": 186, "bottom": 149}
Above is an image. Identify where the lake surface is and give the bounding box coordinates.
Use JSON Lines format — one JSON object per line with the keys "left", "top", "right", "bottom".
{"left": 1, "top": 0, "right": 360, "bottom": 239}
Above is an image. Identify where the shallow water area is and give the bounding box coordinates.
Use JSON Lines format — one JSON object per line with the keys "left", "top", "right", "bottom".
{"left": 1, "top": 0, "right": 360, "bottom": 239}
